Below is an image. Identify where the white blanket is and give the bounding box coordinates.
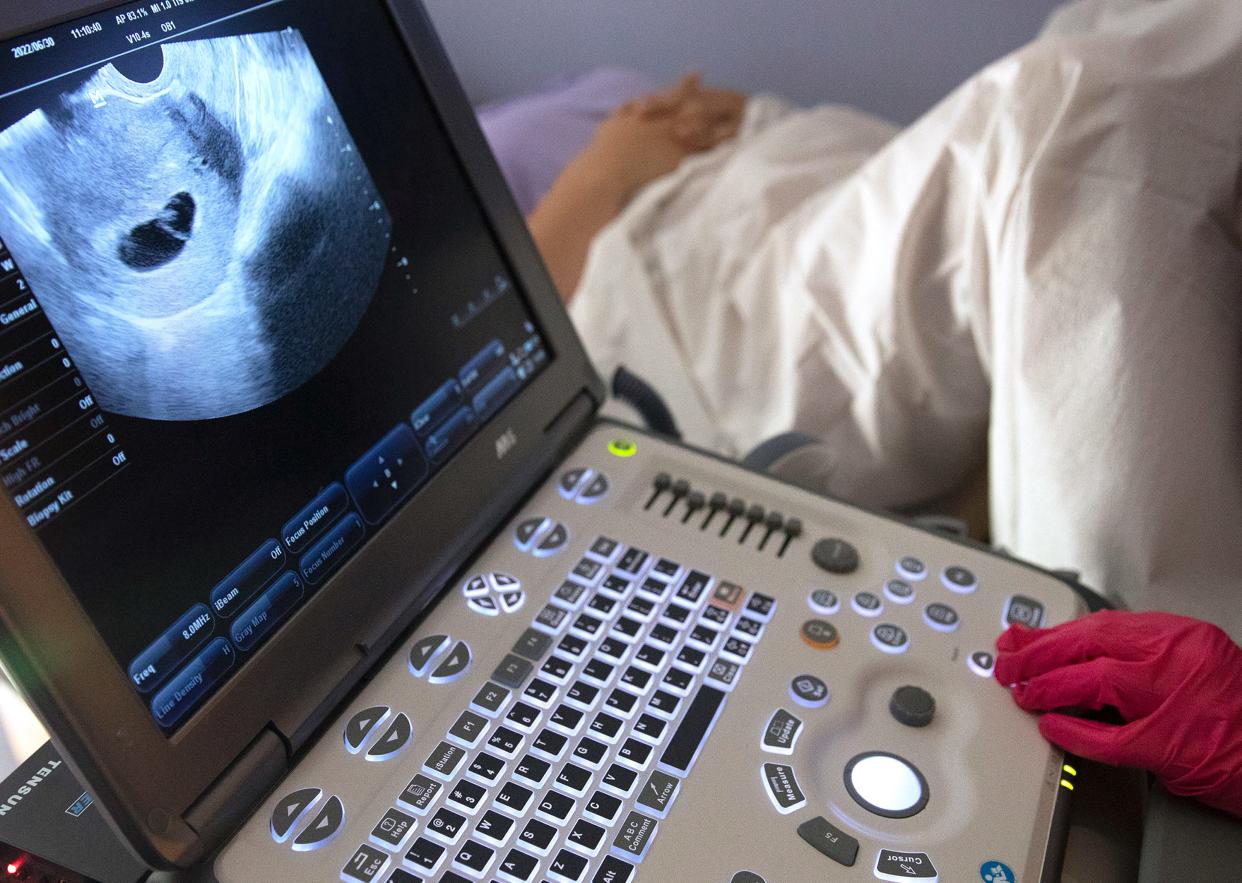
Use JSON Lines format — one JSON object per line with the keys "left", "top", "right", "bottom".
{"left": 570, "top": 0, "right": 1242, "bottom": 637}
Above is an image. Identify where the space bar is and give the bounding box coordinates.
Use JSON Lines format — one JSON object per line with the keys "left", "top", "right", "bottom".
{"left": 659, "top": 685, "right": 727, "bottom": 776}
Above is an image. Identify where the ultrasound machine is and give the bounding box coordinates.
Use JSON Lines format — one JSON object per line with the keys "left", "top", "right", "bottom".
{"left": 0, "top": 2, "right": 1236, "bottom": 882}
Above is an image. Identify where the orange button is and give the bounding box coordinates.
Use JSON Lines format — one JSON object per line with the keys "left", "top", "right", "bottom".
{"left": 801, "top": 619, "right": 839, "bottom": 649}
{"left": 712, "top": 581, "right": 745, "bottom": 611}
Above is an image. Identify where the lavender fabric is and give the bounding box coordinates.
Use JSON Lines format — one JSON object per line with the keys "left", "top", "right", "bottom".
{"left": 476, "top": 67, "right": 659, "bottom": 216}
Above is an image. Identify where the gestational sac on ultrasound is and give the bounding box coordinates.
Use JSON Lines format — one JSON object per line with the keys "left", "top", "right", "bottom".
{"left": 0, "top": 30, "right": 393, "bottom": 421}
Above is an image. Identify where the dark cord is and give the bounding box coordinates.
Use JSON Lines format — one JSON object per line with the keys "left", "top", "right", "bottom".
{"left": 611, "top": 365, "right": 681, "bottom": 439}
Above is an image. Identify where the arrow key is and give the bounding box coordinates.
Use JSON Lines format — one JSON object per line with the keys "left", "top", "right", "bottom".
{"left": 499, "top": 591, "right": 526, "bottom": 614}
{"left": 535, "top": 522, "right": 570, "bottom": 557}
{"left": 409, "top": 634, "right": 451, "bottom": 677}
{"left": 514, "top": 517, "right": 550, "bottom": 551}
{"left": 635, "top": 770, "right": 680, "bottom": 819}
{"left": 558, "top": 468, "right": 591, "bottom": 499}
{"left": 430, "top": 641, "right": 472, "bottom": 684}
{"left": 269, "top": 787, "right": 320, "bottom": 843}
{"left": 366, "top": 713, "right": 412, "bottom": 761}
{"left": 576, "top": 473, "right": 610, "bottom": 504}
{"left": 343, "top": 706, "right": 390, "bottom": 754}
{"left": 468, "top": 596, "right": 500, "bottom": 617}
{"left": 292, "top": 794, "right": 345, "bottom": 851}
{"left": 490, "top": 572, "right": 522, "bottom": 592}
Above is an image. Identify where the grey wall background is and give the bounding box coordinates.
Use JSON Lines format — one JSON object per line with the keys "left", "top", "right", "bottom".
{"left": 424, "top": 0, "right": 1069, "bottom": 124}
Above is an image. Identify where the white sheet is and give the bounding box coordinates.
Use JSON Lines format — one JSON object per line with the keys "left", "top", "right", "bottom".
{"left": 570, "top": 0, "right": 1242, "bottom": 638}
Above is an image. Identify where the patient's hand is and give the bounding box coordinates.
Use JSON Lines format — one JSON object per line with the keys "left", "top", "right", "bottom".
{"left": 528, "top": 75, "right": 745, "bottom": 302}
{"left": 582, "top": 74, "right": 746, "bottom": 203}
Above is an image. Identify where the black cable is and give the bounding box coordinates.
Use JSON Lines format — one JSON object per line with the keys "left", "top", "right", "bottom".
{"left": 611, "top": 365, "right": 681, "bottom": 439}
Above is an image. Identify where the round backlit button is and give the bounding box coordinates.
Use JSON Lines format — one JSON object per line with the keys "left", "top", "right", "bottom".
{"left": 801, "top": 619, "right": 840, "bottom": 649}
{"left": 808, "top": 589, "right": 840, "bottom": 615}
{"left": 968, "top": 651, "right": 996, "bottom": 678}
{"left": 942, "top": 565, "right": 977, "bottom": 594}
{"left": 851, "top": 592, "right": 883, "bottom": 618}
{"left": 871, "top": 623, "right": 910, "bottom": 655}
{"left": 790, "top": 674, "right": 829, "bottom": 708}
{"left": 923, "top": 602, "right": 960, "bottom": 633}
{"left": 883, "top": 579, "right": 915, "bottom": 605}
{"left": 608, "top": 438, "right": 638, "bottom": 458}
{"left": 896, "top": 556, "right": 927, "bottom": 581}
{"left": 844, "top": 751, "right": 929, "bottom": 819}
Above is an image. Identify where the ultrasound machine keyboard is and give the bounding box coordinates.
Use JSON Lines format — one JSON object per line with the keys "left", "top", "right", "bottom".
{"left": 360, "top": 541, "right": 772, "bottom": 883}
{"left": 219, "top": 425, "right": 1085, "bottom": 883}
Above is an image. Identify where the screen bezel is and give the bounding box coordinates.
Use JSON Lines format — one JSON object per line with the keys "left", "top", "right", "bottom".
{"left": 0, "top": 0, "right": 603, "bottom": 867}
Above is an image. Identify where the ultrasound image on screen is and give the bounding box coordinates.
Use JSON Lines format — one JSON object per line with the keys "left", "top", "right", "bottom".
{"left": 0, "top": 30, "right": 392, "bottom": 420}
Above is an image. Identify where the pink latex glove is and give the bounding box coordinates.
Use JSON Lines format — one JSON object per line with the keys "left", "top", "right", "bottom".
{"left": 995, "top": 610, "right": 1242, "bottom": 818}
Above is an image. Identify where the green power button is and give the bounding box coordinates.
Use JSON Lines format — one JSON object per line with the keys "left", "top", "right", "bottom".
{"left": 608, "top": 438, "right": 638, "bottom": 458}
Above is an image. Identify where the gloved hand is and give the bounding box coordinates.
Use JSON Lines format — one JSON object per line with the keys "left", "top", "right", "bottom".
{"left": 995, "top": 610, "right": 1242, "bottom": 818}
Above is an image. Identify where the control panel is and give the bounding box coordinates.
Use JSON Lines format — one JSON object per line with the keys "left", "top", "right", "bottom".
{"left": 215, "top": 424, "right": 1083, "bottom": 883}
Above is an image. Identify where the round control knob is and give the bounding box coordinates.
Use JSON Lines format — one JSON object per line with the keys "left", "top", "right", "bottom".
{"left": 811, "top": 537, "right": 860, "bottom": 574}
{"left": 889, "top": 685, "right": 936, "bottom": 728}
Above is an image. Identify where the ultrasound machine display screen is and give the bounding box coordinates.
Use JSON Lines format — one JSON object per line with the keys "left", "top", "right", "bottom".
{"left": 0, "top": 0, "right": 550, "bottom": 731}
